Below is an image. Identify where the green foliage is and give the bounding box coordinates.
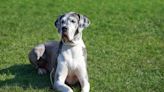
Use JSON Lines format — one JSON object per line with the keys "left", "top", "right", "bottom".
{"left": 0, "top": 0, "right": 163, "bottom": 92}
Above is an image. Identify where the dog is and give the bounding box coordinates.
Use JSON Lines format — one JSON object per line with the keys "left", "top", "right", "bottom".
{"left": 28, "top": 41, "right": 59, "bottom": 75}
{"left": 28, "top": 12, "right": 90, "bottom": 92}
{"left": 53, "top": 12, "right": 90, "bottom": 92}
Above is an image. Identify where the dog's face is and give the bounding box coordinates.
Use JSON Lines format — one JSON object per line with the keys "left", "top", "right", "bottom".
{"left": 55, "top": 12, "right": 90, "bottom": 44}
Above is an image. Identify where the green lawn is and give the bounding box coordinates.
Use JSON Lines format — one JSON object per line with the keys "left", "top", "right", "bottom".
{"left": 0, "top": 0, "right": 164, "bottom": 92}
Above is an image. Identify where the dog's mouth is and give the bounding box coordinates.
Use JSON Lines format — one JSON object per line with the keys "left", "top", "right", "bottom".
{"left": 62, "top": 33, "right": 73, "bottom": 43}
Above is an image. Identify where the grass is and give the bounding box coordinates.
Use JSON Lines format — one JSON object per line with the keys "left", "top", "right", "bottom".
{"left": 0, "top": 0, "right": 164, "bottom": 92}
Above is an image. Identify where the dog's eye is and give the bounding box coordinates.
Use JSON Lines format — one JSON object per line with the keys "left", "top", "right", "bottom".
{"left": 61, "top": 20, "right": 65, "bottom": 24}
{"left": 71, "top": 20, "right": 76, "bottom": 23}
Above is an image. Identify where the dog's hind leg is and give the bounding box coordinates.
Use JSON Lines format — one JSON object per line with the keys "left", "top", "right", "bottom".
{"left": 54, "top": 62, "right": 73, "bottom": 92}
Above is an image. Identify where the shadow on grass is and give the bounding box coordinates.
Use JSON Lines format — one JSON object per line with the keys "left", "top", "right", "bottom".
{"left": 0, "top": 64, "right": 81, "bottom": 91}
{"left": 0, "top": 64, "right": 50, "bottom": 89}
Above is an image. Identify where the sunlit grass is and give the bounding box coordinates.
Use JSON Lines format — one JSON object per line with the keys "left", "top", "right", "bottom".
{"left": 0, "top": 0, "right": 163, "bottom": 92}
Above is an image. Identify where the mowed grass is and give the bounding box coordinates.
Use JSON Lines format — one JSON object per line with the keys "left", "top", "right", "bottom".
{"left": 0, "top": 0, "right": 164, "bottom": 92}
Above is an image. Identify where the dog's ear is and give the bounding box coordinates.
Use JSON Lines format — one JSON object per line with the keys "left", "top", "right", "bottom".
{"left": 77, "top": 14, "right": 90, "bottom": 32}
{"left": 54, "top": 15, "right": 64, "bottom": 33}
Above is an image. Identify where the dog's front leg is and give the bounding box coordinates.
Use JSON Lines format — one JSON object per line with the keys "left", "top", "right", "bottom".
{"left": 76, "top": 67, "right": 90, "bottom": 92}
{"left": 54, "top": 62, "right": 73, "bottom": 92}
{"left": 80, "top": 78, "right": 90, "bottom": 92}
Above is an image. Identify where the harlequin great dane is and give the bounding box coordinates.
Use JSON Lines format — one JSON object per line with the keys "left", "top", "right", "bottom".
{"left": 28, "top": 12, "right": 90, "bottom": 92}
{"left": 54, "top": 12, "right": 90, "bottom": 92}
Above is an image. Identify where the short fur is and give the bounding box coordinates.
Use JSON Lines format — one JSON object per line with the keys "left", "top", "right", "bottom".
{"left": 28, "top": 41, "right": 59, "bottom": 75}
{"left": 28, "top": 12, "right": 90, "bottom": 92}
{"left": 54, "top": 12, "right": 90, "bottom": 92}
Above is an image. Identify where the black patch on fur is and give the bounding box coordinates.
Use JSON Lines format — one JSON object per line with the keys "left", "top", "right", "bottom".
{"left": 84, "top": 17, "right": 86, "bottom": 23}
{"left": 74, "top": 29, "right": 79, "bottom": 36}
{"left": 55, "top": 14, "right": 65, "bottom": 28}
{"left": 76, "top": 13, "right": 81, "bottom": 22}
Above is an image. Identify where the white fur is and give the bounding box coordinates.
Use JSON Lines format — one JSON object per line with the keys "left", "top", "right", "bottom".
{"left": 34, "top": 44, "right": 45, "bottom": 60}
{"left": 38, "top": 68, "right": 47, "bottom": 75}
{"left": 54, "top": 12, "right": 90, "bottom": 92}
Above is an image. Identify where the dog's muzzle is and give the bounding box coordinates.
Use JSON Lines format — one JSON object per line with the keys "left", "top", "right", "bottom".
{"left": 61, "top": 27, "right": 72, "bottom": 42}
{"left": 62, "top": 27, "right": 68, "bottom": 32}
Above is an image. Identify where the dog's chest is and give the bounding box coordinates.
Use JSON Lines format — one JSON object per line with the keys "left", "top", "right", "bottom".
{"left": 58, "top": 44, "right": 85, "bottom": 70}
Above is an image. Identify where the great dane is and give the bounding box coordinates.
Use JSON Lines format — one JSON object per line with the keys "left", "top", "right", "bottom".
{"left": 54, "top": 12, "right": 90, "bottom": 92}
{"left": 28, "top": 12, "right": 90, "bottom": 92}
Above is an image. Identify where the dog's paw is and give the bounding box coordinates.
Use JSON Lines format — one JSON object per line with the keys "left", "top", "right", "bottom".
{"left": 38, "top": 68, "right": 47, "bottom": 75}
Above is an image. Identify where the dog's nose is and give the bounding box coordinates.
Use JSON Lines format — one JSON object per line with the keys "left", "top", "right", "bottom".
{"left": 62, "top": 27, "right": 68, "bottom": 32}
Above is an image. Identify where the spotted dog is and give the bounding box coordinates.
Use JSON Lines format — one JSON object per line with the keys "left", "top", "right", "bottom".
{"left": 54, "top": 12, "right": 90, "bottom": 92}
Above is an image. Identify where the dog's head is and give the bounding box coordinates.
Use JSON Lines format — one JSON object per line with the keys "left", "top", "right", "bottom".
{"left": 54, "top": 12, "right": 90, "bottom": 45}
